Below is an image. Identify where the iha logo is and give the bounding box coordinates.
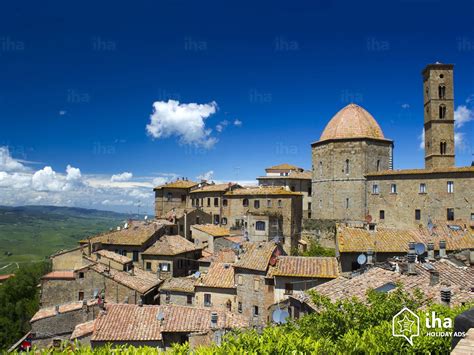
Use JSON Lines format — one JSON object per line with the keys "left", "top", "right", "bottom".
{"left": 392, "top": 307, "right": 419, "bottom": 345}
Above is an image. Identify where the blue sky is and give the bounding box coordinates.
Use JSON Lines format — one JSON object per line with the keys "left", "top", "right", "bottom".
{"left": 0, "top": 0, "right": 473, "bottom": 213}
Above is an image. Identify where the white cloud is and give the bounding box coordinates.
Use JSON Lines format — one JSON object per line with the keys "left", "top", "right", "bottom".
{"left": 146, "top": 100, "right": 218, "bottom": 148}
{"left": 197, "top": 170, "right": 214, "bottom": 181}
{"left": 111, "top": 172, "right": 133, "bottom": 182}
{"left": 454, "top": 131, "right": 467, "bottom": 151}
{"left": 152, "top": 177, "right": 169, "bottom": 186}
{"left": 0, "top": 147, "right": 28, "bottom": 172}
{"left": 401, "top": 104, "right": 410, "bottom": 109}
{"left": 216, "top": 120, "right": 229, "bottom": 133}
{"left": 419, "top": 129, "right": 425, "bottom": 150}
{"left": 454, "top": 105, "right": 474, "bottom": 128}
{"left": 234, "top": 119, "right": 242, "bottom": 127}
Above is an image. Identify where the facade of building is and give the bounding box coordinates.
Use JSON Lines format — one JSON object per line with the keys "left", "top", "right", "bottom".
{"left": 311, "top": 63, "right": 473, "bottom": 229}
{"left": 154, "top": 179, "right": 200, "bottom": 217}
{"left": 257, "top": 164, "right": 312, "bottom": 218}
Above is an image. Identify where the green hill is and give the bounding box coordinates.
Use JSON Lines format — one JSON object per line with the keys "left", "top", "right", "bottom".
{"left": 0, "top": 205, "right": 135, "bottom": 273}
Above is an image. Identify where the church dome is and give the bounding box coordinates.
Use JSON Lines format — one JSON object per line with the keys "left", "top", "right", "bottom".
{"left": 319, "top": 104, "right": 386, "bottom": 142}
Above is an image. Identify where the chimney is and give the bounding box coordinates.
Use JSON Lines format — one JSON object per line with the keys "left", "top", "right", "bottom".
{"left": 210, "top": 312, "right": 218, "bottom": 328}
{"left": 407, "top": 252, "right": 417, "bottom": 275}
{"left": 429, "top": 270, "right": 440, "bottom": 286}
{"left": 427, "top": 242, "right": 435, "bottom": 261}
{"left": 408, "top": 242, "right": 416, "bottom": 253}
{"left": 367, "top": 249, "right": 374, "bottom": 265}
{"left": 439, "top": 240, "right": 447, "bottom": 258}
{"left": 440, "top": 288, "right": 451, "bottom": 307}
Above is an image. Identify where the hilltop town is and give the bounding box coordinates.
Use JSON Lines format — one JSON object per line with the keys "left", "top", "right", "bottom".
{"left": 8, "top": 63, "right": 474, "bottom": 351}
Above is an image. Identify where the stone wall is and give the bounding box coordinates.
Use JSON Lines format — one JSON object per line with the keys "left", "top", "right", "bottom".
{"left": 155, "top": 187, "right": 189, "bottom": 217}
{"left": 273, "top": 276, "right": 330, "bottom": 304}
{"left": 194, "top": 286, "right": 236, "bottom": 312}
{"left": 51, "top": 247, "right": 85, "bottom": 271}
{"left": 159, "top": 290, "right": 194, "bottom": 306}
{"left": 141, "top": 252, "right": 201, "bottom": 279}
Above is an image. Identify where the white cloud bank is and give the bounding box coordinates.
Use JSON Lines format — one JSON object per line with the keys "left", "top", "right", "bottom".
{"left": 111, "top": 172, "right": 133, "bottom": 182}
{"left": 146, "top": 100, "right": 218, "bottom": 148}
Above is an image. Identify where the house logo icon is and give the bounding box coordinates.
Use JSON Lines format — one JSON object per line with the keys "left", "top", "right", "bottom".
{"left": 392, "top": 307, "right": 420, "bottom": 345}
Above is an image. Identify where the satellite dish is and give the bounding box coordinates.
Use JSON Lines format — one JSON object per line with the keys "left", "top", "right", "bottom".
{"left": 193, "top": 271, "right": 201, "bottom": 278}
{"left": 357, "top": 254, "right": 367, "bottom": 265}
{"left": 272, "top": 309, "right": 282, "bottom": 323}
{"left": 156, "top": 310, "right": 165, "bottom": 321}
{"left": 279, "top": 310, "right": 290, "bottom": 324}
{"left": 415, "top": 243, "right": 426, "bottom": 255}
{"left": 144, "top": 215, "right": 148, "bottom": 221}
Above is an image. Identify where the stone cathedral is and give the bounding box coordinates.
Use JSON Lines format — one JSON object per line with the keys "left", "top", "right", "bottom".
{"left": 311, "top": 63, "right": 473, "bottom": 228}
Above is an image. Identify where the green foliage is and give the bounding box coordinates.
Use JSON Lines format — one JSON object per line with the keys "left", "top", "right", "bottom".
{"left": 292, "top": 240, "right": 335, "bottom": 257}
{"left": 0, "top": 261, "right": 50, "bottom": 350}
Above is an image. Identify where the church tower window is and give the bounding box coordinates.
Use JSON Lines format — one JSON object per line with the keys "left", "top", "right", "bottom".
{"left": 345, "top": 159, "right": 350, "bottom": 175}
{"left": 440, "top": 141, "right": 447, "bottom": 155}
{"left": 438, "top": 85, "right": 446, "bottom": 99}
{"left": 439, "top": 105, "right": 446, "bottom": 119}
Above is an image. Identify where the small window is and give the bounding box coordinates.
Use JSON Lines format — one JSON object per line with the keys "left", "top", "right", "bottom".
{"left": 376, "top": 160, "right": 381, "bottom": 172}
{"left": 345, "top": 198, "right": 350, "bottom": 209}
{"left": 221, "top": 217, "right": 227, "bottom": 225}
{"left": 308, "top": 186, "right": 312, "bottom": 195}
{"left": 237, "top": 275, "right": 243, "bottom": 285}
{"left": 243, "top": 198, "right": 249, "bottom": 207}
{"left": 213, "top": 215, "right": 220, "bottom": 225}
{"left": 415, "top": 209, "right": 421, "bottom": 221}
{"left": 447, "top": 208, "right": 454, "bottom": 221}
{"left": 277, "top": 200, "right": 282, "bottom": 208}
{"left": 379, "top": 210, "right": 385, "bottom": 220}
{"left": 438, "top": 85, "right": 446, "bottom": 99}
{"left": 204, "top": 293, "right": 212, "bottom": 307}
{"left": 372, "top": 184, "right": 379, "bottom": 194}
{"left": 253, "top": 306, "right": 259, "bottom": 316}
{"left": 440, "top": 141, "right": 447, "bottom": 155}
{"left": 447, "top": 181, "right": 454, "bottom": 193}
{"left": 191, "top": 199, "right": 196, "bottom": 207}
{"left": 391, "top": 184, "right": 397, "bottom": 194}
{"left": 214, "top": 197, "right": 219, "bottom": 207}
{"left": 439, "top": 105, "right": 446, "bottom": 119}
{"left": 319, "top": 161, "right": 323, "bottom": 176}
{"left": 238, "top": 302, "right": 242, "bottom": 313}
{"left": 226, "top": 300, "right": 232, "bottom": 311}
{"left": 160, "top": 263, "right": 170, "bottom": 272}
{"left": 345, "top": 159, "right": 350, "bottom": 175}
{"left": 470, "top": 213, "right": 474, "bottom": 221}
{"left": 319, "top": 199, "right": 322, "bottom": 208}
{"left": 167, "top": 192, "right": 172, "bottom": 201}
{"left": 132, "top": 251, "right": 139, "bottom": 262}
{"left": 179, "top": 224, "right": 184, "bottom": 233}
{"left": 78, "top": 291, "right": 84, "bottom": 301}
{"left": 290, "top": 186, "right": 295, "bottom": 192}
{"left": 254, "top": 200, "right": 260, "bottom": 209}
{"left": 196, "top": 216, "right": 200, "bottom": 224}
{"left": 254, "top": 279, "right": 260, "bottom": 291}
{"left": 255, "top": 221, "right": 266, "bottom": 231}
{"left": 181, "top": 194, "right": 186, "bottom": 202}
{"left": 284, "top": 283, "right": 293, "bottom": 295}
{"left": 267, "top": 199, "right": 272, "bottom": 208}
{"left": 187, "top": 295, "right": 193, "bottom": 305}
{"left": 419, "top": 183, "right": 426, "bottom": 194}
{"left": 78, "top": 272, "right": 84, "bottom": 279}
{"left": 207, "top": 198, "right": 211, "bottom": 207}
{"left": 146, "top": 262, "right": 152, "bottom": 271}
{"left": 374, "top": 282, "right": 397, "bottom": 293}
{"left": 223, "top": 199, "right": 228, "bottom": 207}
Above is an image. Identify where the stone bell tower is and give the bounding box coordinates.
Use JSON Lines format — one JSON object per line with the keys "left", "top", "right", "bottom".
{"left": 422, "top": 63, "right": 455, "bottom": 169}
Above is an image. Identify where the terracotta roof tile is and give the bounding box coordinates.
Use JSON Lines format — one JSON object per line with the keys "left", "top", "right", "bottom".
{"left": 199, "top": 248, "right": 237, "bottom": 263}
{"left": 192, "top": 224, "right": 230, "bottom": 237}
{"left": 198, "top": 263, "right": 235, "bottom": 289}
{"left": 366, "top": 166, "right": 474, "bottom": 177}
{"left": 265, "top": 164, "right": 303, "bottom": 171}
{"left": 81, "top": 220, "right": 168, "bottom": 246}
{"left": 308, "top": 260, "right": 474, "bottom": 306}
{"left": 154, "top": 180, "right": 198, "bottom": 190}
{"left": 164, "top": 208, "right": 196, "bottom": 220}
{"left": 31, "top": 299, "right": 97, "bottom": 323}
{"left": 337, "top": 225, "right": 473, "bottom": 253}
{"left": 160, "top": 276, "right": 196, "bottom": 293}
{"left": 190, "top": 183, "right": 239, "bottom": 193}
{"left": 234, "top": 242, "right": 281, "bottom": 272}
{"left": 269, "top": 256, "right": 339, "bottom": 278}
{"left": 42, "top": 271, "right": 75, "bottom": 280}
{"left": 91, "top": 304, "right": 249, "bottom": 341}
{"left": 258, "top": 170, "right": 312, "bottom": 181}
{"left": 225, "top": 186, "right": 302, "bottom": 196}
{"left": 96, "top": 250, "right": 132, "bottom": 265}
{"left": 71, "top": 320, "right": 95, "bottom": 340}
{"left": 142, "top": 235, "right": 202, "bottom": 256}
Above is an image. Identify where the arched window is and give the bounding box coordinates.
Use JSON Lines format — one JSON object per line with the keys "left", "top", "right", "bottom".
{"left": 345, "top": 159, "right": 350, "bottom": 175}
{"left": 319, "top": 161, "right": 323, "bottom": 176}
{"left": 440, "top": 141, "right": 447, "bottom": 155}
{"left": 243, "top": 198, "right": 249, "bottom": 207}
{"left": 438, "top": 85, "right": 446, "bottom": 99}
{"left": 439, "top": 105, "right": 446, "bottom": 119}
{"left": 255, "top": 221, "right": 266, "bottom": 231}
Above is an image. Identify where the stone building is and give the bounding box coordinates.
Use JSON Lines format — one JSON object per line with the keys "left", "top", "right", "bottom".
{"left": 311, "top": 63, "right": 473, "bottom": 229}
{"left": 195, "top": 262, "right": 236, "bottom": 312}
{"left": 159, "top": 276, "right": 196, "bottom": 306}
{"left": 191, "top": 224, "right": 231, "bottom": 253}
{"left": 89, "top": 303, "right": 250, "bottom": 350}
{"left": 233, "top": 241, "right": 284, "bottom": 326}
{"left": 141, "top": 234, "right": 203, "bottom": 278}
{"left": 50, "top": 246, "right": 86, "bottom": 271}
{"left": 257, "top": 164, "right": 312, "bottom": 218}
{"left": 165, "top": 207, "right": 211, "bottom": 240}
{"left": 154, "top": 179, "right": 200, "bottom": 217}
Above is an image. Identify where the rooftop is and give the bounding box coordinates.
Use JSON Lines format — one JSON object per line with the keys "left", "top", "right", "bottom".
{"left": 269, "top": 256, "right": 340, "bottom": 279}
{"left": 96, "top": 250, "right": 132, "bottom": 265}
{"left": 154, "top": 179, "right": 199, "bottom": 190}
{"left": 199, "top": 248, "right": 237, "bottom": 264}
{"left": 365, "top": 166, "right": 474, "bottom": 177}
{"left": 318, "top": 104, "right": 389, "bottom": 143}
{"left": 81, "top": 220, "right": 168, "bottom": 246}
{"left": 307, "top": 260, "right": 473, "bottom": 306}
{"left": 234, "top": 242, "right": 281, "bottom": 272}
{"left": 41, "top": 271, "right": 76, "bottom": 280}
{"left": 164, "top": 207, "right": 196, "bottom": 220}
{"left": 91, "top": 304, "right": 249, "bottom": 341}
{"left": 198, "top": 262, "right": 235, "bottom": 289}
{"left": 31, "top": 299, "right": 97, "bottom": 323}
{"left": 159, "top": 276, "right": 196, "bottom": 293}
{"left": 224, "top": 186, "right": 302, "bottom": 197}
{"left": 337, "top": 224, "right": 473, "bottom": 253}
{"left": 190, "top": 183, "right": 240, "bottom": 193}
{"left": 142, "top": 235, "right": 202, "bottom": 256}
{"left": 258, "top": 170, "right": 312, "bottom": 181}
{"left": 71, "top": 320, "right": 95, "bottom": 340}
{"left": 265, "top": 163, "right": 303, "bottom": 171}
{"left": 192, "top": 224, "right": 230, "bottom": 237}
